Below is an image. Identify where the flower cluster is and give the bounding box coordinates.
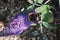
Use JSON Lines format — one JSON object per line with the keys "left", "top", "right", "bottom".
{"left": 0, "top": 10, "right": 39, "bottom": 36}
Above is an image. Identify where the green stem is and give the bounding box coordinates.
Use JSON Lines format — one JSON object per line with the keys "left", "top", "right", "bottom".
{"left": 38, "top": 14, "right": 43, "bottom": 33}
{"left": 40, "top": 15, "right": 43, "bottom": 33}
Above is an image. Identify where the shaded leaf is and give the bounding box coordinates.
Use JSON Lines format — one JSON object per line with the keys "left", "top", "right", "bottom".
{"left": 42, "top": 21, "right": 54, "bottom": 30}
{"left": 41, "top": 10, "right": 54, "bottom": 23}
{"left": 22, "top": 4, "right": 35, "bottom": 13}
{"left": 27, "top": 4, "right": 35, "bottom": 10}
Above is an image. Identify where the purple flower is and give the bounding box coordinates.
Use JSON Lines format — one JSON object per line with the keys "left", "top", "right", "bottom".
{"left": 0, "top": 10, "right": 39, "bottom": 36}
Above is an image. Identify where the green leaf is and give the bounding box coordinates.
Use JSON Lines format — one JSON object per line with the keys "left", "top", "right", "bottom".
{"left": 37, "top": 0, "right": 43, "bottom": 4}
{"left": 41, "top": 10, "right": 54, "bottom": 23}
{"left": 35, "top": 5, "right": 50, "bottom": 14}
{"left": 22, "top": 4, "right": 35, "bottom": 13}
{"left": 27, "top": 4, "right": 35, "bottom": 10}
{"left": 35, "top": 5, "right": 54, "bottom": 23}
{"left": 42, "top": 21, "right": 54, "bottom": 30}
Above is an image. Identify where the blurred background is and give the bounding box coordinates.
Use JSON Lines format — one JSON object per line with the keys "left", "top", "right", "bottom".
{"left": 0, "top": 0, "right": 60, "bottom": 40}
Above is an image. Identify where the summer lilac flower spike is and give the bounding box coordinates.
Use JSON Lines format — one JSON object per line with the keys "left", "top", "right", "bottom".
{"left": 0, "top": 10, "right": 39, "bottom": 37}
